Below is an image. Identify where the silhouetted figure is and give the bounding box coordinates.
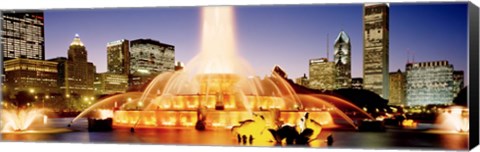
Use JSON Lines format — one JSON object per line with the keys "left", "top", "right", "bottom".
{"left": 242, "top": 135, "right": 248, "bottom": 144}
{"left": 268, "top": 124, "right": 300, "bottom": 145}
{"left": 237, "top": 134, "right": 242, "bottom": 143}
{"left": 249, "top": 135, "right": 254, "bottom": 144}
{"left": 296, "top": 128, "right": 313, "bottom": 145}
{"left": 327, "top": 134, "right": 334, "bottom": 146}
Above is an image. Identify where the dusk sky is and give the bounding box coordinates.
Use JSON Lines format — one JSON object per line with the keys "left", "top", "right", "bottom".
{"left": 44, "top": 3, "right": 469, "bottom": 84}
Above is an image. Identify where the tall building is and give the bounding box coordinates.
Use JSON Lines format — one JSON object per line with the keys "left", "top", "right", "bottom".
{"left": 54, "top": 34, "right": 96, "bottom": 98}
{"left": 94, "top": 73, "right": 129, "bottom": 95}
{"left": 295, "top": 74, "right": 309, "bottom": 87}
{"left": 406, "top": 61, "right": 454, "bottom": 106}
{"left": 309, "top": 58, "right": 335, "bottom": 90}
{"left": 129, "top": 39, "right": 175, "bottom": 88}
{"left": 4, "top": 58, "right": 58, "bottom": 95}
{"left": 363, "top": 3, "right": 390, "bottom": 98}
{"left": 389, "top": 69, "right": 406, "bottom": 105}
{"left": 107, "top": 39, "right": 130, "bottom": 75}
{"left": 334, "top": 30, "right": 352, "bottom": 89}
{"left": 129, "top": 39, "right": 175, "bottom": 75}
{"left": 128, "top": 70, "right": 155, "bottom": 91}
{"left": 452, "top": 71, "right": 464, "bottom": 97}
{"left": 351, "top": 78, "right": 363, "bottom": 89}
{"left": 1, "top": 11, "right": 45, "bottom": 60}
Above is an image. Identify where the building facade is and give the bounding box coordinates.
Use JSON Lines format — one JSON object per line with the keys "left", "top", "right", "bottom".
{"left": 406, "top": 61, "right": 454, "bottom": 106}
{"left": 4, "top": 58, "right": 58, "bottom": 95}
{"left": 295, "top": 74, "right": 309, "bottom": 88}
{"left": 1, "top": 11, "right": 45, "bottom": 60}
{"left": 334, "top": 30, "right": 352, "bottom": 89}
{"left": 363, "top": 3, "right": 390, "bottom": 98}
{"left": 389, "top": 69, "right": 406, "bottom": 105}
{"left": 351, "top": 78, "right": 363, "bottom": 89}
{"left": 129, "top": 39, "right": 174, "bottom": 88}
{"left": 309, "top": 58, "right": 335, "bottom": 90}
{"left": 94, "top": 73, "right": 129, "bottom": 95}
{"left": 107, "top": 39, "right": 130, "bottom": 75}
{"left": 452, "top": 71, "right": 464, "bottom": 97}
{"left": 129, "top": 39, "right": 175, "bottom": 75}
{"left": 55, "top": 35, "right": 96, "bottom": 98}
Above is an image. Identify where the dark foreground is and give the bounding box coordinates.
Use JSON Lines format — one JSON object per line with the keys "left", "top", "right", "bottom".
{"left": 1, "top": 118, "right": 468, "bottom": 151}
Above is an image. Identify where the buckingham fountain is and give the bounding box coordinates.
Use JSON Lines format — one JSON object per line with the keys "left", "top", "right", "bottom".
{"left": 63, "top": 6, "right": 371, "bottom": 144}
{"left": 1, "top": 6, "right": 469, "bottom": 147}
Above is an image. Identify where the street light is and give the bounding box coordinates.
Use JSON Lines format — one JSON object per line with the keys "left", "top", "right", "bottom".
{"left": 43, "top": 95, "right": 49, "bottom": 109}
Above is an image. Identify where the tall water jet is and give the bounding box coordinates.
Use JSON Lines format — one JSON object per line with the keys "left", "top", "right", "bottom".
{"left": 1, "top": 108, "right": 46, "bottom": 132}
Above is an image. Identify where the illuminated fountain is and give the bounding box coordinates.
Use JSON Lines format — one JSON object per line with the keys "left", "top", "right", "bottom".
{"left": 1, "top": 108, "right": 45, "bottom": 132}
{"left": 69, "top": 6, "right": 372, "bottom": 145}
{"left": 1, "top": 107, "right": 69, "bottom": 134}
{"left": 435, "top": 106, "right": 469, "bottom": 133}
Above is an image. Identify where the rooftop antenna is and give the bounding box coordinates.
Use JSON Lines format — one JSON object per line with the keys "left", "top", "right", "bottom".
{"left": 326, "top": 33, "right": 329, "bottom": 61}
{"left": 412, "top": 51, "right": 416, "bottom": 63}
{"left": 406, "top": 48, "right": 410, "bottom": 64}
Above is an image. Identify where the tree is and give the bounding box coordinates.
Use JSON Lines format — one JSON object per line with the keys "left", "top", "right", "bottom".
{"left": 452, "top": 86, "right": 467, "bottom": 107}
{"left": 14, "top": 91, "right": 35, "bottom": 108}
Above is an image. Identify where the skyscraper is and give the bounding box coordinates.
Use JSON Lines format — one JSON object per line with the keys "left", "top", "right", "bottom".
{"left": 309, "top": 58, "right": 335, "bottom": 90}
{"left": 389, "top": 69, "right": 406, "bottom": 105}
{"left": 363, "top": 3, "right": 390, "bottom": 98}
{"left": 1, "top": 11, "right": 45, "bottom": 60}
{"left": 334, "top": 30, "right": 351, "bottom": 89}
{"left": 55, "top": 34, "right": 96, "bottom": 98}
{"left": 129, "top": 39, "right": 175, "bottom": 89}
{"left": 129, "top": 39, "right": 175, "bottom": 75}
{"left": 107, "top": 39, "right": 130, "bottom": 75}
{"left": 406, "top": 61, "right": 454, "bottom": 106}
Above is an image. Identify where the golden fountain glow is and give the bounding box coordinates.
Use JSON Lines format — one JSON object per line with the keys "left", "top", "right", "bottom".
{"left": 1, "top": 108, "right": 45, "bottom": 132}
{"left": 70, "top": 7, "right": 369, "bottom": 146}
{"left": 436, "top": 106, "right": 469, "bottom": 132}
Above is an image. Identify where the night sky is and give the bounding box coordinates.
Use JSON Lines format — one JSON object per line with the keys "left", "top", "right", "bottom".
{"left": 43, "top": 2, "right": 469, "bottom": 85}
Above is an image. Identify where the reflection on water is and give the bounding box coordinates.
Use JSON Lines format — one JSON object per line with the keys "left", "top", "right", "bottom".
{"left": 1, "top": 118, "right": 468, "bottom": 150}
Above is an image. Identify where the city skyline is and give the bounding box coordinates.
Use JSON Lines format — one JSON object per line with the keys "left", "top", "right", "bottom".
{"left": 43, "top": 3, "right": 468, "bottom": 85}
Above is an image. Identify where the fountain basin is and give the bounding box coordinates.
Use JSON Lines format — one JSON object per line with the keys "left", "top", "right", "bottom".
{"left": 88, "top": 118, "right": 113, "bottom": 132}
{"left": 112, "top": 110, "right": 334, "bottom": 129}
{"left": 357, "top": 119, "right": 386, "bottom": 132}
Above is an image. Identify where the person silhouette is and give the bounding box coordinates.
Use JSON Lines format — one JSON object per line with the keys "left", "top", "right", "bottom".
{"left": 327, "top": 134, "right": 334, "bottom": 146}
{"left": 242, "top": 135, "right": 247, "bottom": 144}
{"left": 237, "top": 134, "right": 242, "bottom": 143}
